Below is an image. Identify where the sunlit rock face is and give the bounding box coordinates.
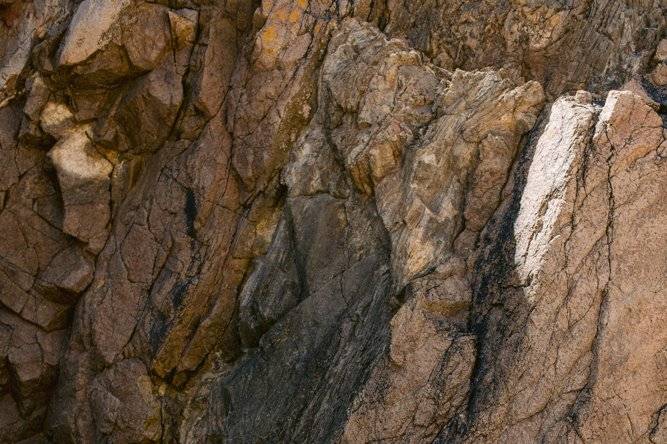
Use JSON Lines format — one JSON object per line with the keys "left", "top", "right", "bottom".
{"left": 0, "top": 0, "right": 665, "bottom": 442}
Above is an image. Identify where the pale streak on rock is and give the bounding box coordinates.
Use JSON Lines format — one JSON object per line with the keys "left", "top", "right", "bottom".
{"left": 514, "top": 93, "right": 597, "bottom": 288}
{"left": 463, "top": 90, "right": 666, "bottom": 443}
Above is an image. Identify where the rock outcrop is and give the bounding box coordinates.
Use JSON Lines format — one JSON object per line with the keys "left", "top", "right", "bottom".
{"left": 0, "top": 0, "right": 665, "bottom": 442}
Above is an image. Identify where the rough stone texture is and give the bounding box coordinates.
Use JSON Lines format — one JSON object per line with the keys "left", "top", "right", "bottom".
{"left": 460, "top": 89, "right": 667, "bottom": 443}
{"left": 0, "top": 0, "right": 665, "bottom": 443}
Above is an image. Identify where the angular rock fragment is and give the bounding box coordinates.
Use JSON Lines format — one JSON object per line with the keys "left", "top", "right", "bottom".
{"left": 88, "top": 359, "right": 162, "bottom": 443}
{"left": 111, "top": 61, "right": 184, "bottom": 152}
{"left": 238, "top": 216, "right": 302, "bottom": 348}
{"left": 39, "top": 101, "right": 74, "bottom": 138}
{"left": 57, "top": 0, "right": 180, "bottom": 88}
{"left": 0, "top": 0, "right": 70, "bottom": 105}
{"left": 37, "top": 246, "right": 94, "bottom": 297}
{"left": 58, "top": 0, "right": 132, "bottom": 67}
{"left": 48, "top": 127, "right": 112, "bottom": 252}
{"left": 343, "top": 266, "right": 476, "bottom": 442}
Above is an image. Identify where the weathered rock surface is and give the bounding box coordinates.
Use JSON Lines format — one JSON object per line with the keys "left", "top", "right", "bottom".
{"left": 0, "top": 0, "right": 665, "bottom": 442}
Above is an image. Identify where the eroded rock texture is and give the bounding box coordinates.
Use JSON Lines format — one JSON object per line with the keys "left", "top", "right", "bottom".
{"left": 0, "top": 0, "right": 665, "bottom": 442}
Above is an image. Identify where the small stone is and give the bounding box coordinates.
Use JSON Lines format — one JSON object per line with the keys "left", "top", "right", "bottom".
{"left": 39, "top": 102, "right": 75, "bottom": 138}
{"left": 651, "top": 63, "right": 667, "bottom": 86}
{"left": 654, "top": 39, "right": 667, "bottom": 62}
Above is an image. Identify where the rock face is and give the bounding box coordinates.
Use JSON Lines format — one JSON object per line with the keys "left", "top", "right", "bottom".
{"left": 0, "top": 0, "right": 665, "bottom": 442}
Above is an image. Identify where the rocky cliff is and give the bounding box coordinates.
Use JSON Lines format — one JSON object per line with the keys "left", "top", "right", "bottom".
{"left": 0, "top": 0, "right": 665, "bottom": 442}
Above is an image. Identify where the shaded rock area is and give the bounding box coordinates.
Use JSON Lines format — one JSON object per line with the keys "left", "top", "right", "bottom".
{"left": 0, "top": 0, "right": 664, "bottom": 442}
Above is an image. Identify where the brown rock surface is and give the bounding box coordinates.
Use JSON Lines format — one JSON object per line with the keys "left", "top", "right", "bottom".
{"left": 0, "top": 1, "right": 664, "bottom": 443}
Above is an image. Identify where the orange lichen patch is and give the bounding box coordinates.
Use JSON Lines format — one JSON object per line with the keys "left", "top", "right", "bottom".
{"left": 259, "top": 24, "right": 279, "bottom": 47}
{"left": 288, "top": 8, "right": 302, "bottom": 24}
{"left": 297, "top": 0, "right": 308, "bottom": 8}
{"left": 255, "top": 22, "right": 285, "bottom": 69}
{"left": 271, "top": 3, "right": 303, "bottom": 25}
{"left": 273, "top": 6, "right": 289, "bottom": 21}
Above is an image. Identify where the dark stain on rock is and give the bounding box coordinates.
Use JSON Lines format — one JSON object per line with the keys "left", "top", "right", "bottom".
{"left": 185, "top": 188, "right": 197, "bottom": 237}
{"left": 171, "top": 279, "right": 191, "bottom": 309}
{"left": 149, "top": 311, "right": 169, "bottom": 354}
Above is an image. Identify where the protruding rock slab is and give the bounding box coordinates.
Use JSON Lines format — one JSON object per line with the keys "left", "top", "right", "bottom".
{"left": 58, "top": 0, "right": 131, "bottom": 66}
{"left": 48, "top": 127, "right": 112, "bottom": 252}
{"left": 465, "top": 89, "right": 667, "bottom": 442}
